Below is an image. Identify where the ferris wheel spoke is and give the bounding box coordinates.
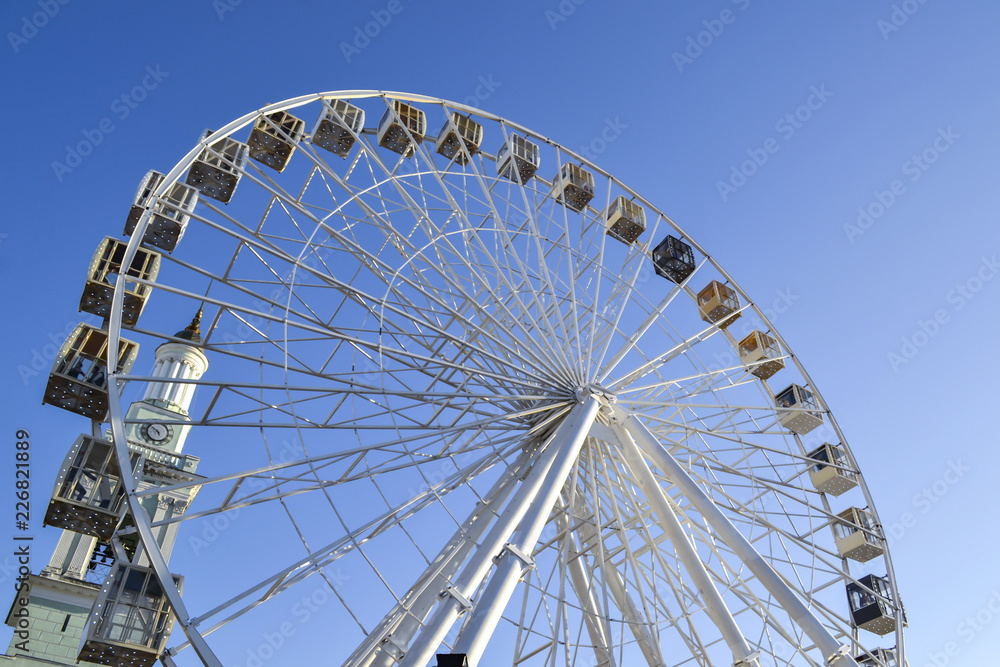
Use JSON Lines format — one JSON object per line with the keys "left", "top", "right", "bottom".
{"left": 195, "top": 158, "right": 560, "bottom": 386}
{"left": 569, "top": 458, "right": 664, "bottom": 667}
{"left": 604, "top": 444, "right": 738, "bottom": 666}
{"left": 550, "top": 495, "right": 614, "bottom": 667}
{"left": 174, "top": 439, "right": 524, "bottom": 648}
{"left": 296, "top": 166, "right": 572, "bottom": 384}
{"left": 329, "top": 119, "right": 574, "bottom": 373}
{"left": 589, "top": 440, "right": 671, "bottom": 665}
{"left": 595, "top": 257, "right": 709, "bottom": 386}
{"left": 434, "top": 142, "right": 579, "bottom": 377}
{"left": 605, "top": 316, "right": 725, "bottom": 392}
{"left": 500, "top": 170, "right": 578, "bottom": 377}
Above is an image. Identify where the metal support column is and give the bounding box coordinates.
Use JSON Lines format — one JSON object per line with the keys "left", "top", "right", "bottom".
{"left": 615, "top": 425, "right": 761, "bottom": 667}
{"left": 449, "top": 395, "right": 602, "bottom": 665}
{"left": 401, "top": 395, "right": 602, "bottom": 667}
{"left": 620, "top": 411, "right": 858, "bottom": 667}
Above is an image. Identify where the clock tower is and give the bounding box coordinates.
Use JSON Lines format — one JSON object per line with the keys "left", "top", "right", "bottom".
{"left": 4, "top": 311, "right": 209, "bottom": 665}
{"left": 125, "top": 309, "right": 209, "bottom": 455}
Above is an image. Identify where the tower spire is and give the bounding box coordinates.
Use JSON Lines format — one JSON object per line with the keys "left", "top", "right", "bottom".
{"left": 175, "top": 306, "right": 203, "bottom": 343}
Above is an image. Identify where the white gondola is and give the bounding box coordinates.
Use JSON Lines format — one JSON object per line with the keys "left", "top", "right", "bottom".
{"left": 833, "top": 507, "right": 884, "bottom": 563}
{"left": 185, "top": 129, "right": 249, "bottom": 204}
{"left": 436, "top": 112, "right": 483, "bottom": 165}
{"left": 604, "top": 196, "right": 645, "bottom": 245}
{"left": 774, "top": 383, "right": 823, "bottom": 434}
{"left": 43, "top": 324, "right": 139, "bottom": 420}
{"left": 738, "top": 330, "right": 784, "bottom": 380}
{"left": 697, "top": 280, "right": 740, "bottom": 328}
{"left": 652, "top": 234, "right": 696, "bottom": 284}
{"left": 550, "top": 163, "right": 595, "bottom": 212}
{"left": 78, "top": 563, "right": 182, "bottom": 667}
{"left": 311, "top": 99, "right": 365, "bottom": 157}
{"left": 125, "top": 170, "right": 199, "bottom": 253}
{"left": 79, "top": 237, "right": 160, "bottom": 327}
{"left": 806, "top": 442, "right": 858, "bottom": 496}
{"left": 847, "top": 575, "right": 905, "bottom": 636}
{"left": 248, "top": 110, "right": 304, "bottom": 172}
{"left": 496, "top": 134, "right": 540, "bottom": 183}
{"left": 44, "top": 435, "right": 141, "bottom": 541}
{"left": 377, "top": 100, "right": 426, "bottom": 158}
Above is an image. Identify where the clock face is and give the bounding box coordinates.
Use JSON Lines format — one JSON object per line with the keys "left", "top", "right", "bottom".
{"left": 142, "top": 422, "right": 172, "bottom": 444}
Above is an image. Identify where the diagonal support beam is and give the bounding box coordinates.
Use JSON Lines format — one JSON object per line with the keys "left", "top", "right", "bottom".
{"left": 613, "top": 425, "right": 761, "bottom": 667}
{"left": 618, "top": 409, "right": 859, "bottom": 667}
{"left": 448, "top": 394, "right": 602, "bottom": 665}
{"left": 346, "top": 448, "right": 532, "bottom": 667}
{"left": 400, "top": 394, "right": 603, "bottom": 667}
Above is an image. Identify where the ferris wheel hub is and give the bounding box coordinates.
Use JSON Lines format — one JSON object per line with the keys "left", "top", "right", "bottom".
{"left": 574, "top": 384, "right": 615, "bottom": 405}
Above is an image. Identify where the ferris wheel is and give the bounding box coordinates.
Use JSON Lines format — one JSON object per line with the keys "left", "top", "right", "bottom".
{"left": 55, "top": 91, "right": 905, "bottom": 667}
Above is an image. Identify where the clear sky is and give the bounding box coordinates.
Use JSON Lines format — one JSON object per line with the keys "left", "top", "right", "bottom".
{"left": 2, "top": 1, "right": 999, "bottom": 666}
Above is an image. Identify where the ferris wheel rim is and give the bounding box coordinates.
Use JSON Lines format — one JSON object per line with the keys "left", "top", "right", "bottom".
{"left": 94, "top": 90, "right": 904, "bottom": 667}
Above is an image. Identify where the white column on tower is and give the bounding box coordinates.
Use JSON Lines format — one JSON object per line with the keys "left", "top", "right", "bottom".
{"left": 143, "top": 342, "right": 209, "bottom": 413}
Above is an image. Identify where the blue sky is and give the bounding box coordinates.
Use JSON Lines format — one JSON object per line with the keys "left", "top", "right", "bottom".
{"left": 2, "top": 1, "right": 999, "bottom": 665}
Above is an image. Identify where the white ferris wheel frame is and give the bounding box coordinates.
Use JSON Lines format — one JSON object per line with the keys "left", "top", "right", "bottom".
{"left": 94, "top": 90, "right": 905, "bottom": 667}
